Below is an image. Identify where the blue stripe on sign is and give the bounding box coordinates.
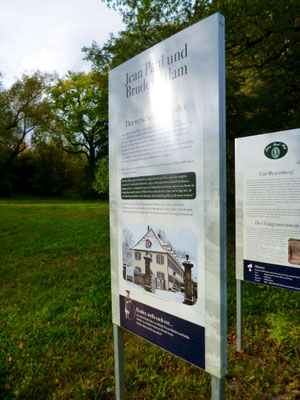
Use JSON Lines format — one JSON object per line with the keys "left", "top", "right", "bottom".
{"left": 244, "top": 259, "right": 300, "bottom": 291}
{"left": 120, "top": 295, "right": 205, "bottom": 369}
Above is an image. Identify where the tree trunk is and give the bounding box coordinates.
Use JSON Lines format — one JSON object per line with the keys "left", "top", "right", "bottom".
{"left": 88, "top": 145, "right": 96, "bottom": 183}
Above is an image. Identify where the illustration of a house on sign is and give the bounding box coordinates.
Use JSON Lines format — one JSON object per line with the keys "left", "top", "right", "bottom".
{"left": 130, "top": 226, "right": 184, "bottom": 291}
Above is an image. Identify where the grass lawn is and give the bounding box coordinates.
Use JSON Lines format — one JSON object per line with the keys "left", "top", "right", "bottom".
{"left": 0, "top": 197, "right": 299, "bottom": 399}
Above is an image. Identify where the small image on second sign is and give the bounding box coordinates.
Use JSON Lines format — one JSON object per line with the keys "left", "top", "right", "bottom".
{"left": 288, "top": 238, "right": 300, "bottom": 265}
{"left": 122, "top": 224, "right": 198, "bottom": 305}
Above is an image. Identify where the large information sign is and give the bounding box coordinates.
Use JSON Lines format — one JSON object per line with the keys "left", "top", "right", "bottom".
{"left": 236, "top": 129, "right": 300, "bottom": 292}
{"left": 109, "top": 13, "right": 226, "bottom": 377}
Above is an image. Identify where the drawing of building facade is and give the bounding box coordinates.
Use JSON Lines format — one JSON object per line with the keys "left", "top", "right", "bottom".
{"left": 129, "top": 226, "right": 184, "bottom": 291}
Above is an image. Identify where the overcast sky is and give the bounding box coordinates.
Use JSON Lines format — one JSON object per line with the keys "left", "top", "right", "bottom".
{"left": 0, "top": 0, "right": 124, "bottom": 87}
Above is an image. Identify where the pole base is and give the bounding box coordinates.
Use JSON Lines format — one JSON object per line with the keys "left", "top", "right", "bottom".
{"left": 144, "top": 284, "right": 153, "bottom": 292}
{"left": 183, "top": 298, "right": 193, "bottom": 305}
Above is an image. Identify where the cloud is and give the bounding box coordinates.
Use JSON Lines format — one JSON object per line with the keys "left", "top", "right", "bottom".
{"left": 0, "top": 0, "right": 124, "bottom": 86}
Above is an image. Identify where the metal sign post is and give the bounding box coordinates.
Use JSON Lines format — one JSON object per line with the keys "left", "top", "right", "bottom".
{"left": 113, "top": 335, "right": 226, "bottom": 400}
{"left": 236, "top": 279, "right": 243, "bottom": 351}
{"left": 212, "top": 375, "right": 226, "bottom": 399}
{"left": 113, "top": 325, "right": 125, "bottom": 400}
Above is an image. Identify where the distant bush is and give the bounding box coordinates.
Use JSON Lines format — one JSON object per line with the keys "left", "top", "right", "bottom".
{"left": 92, "top": 157, "right": 109, "bottom": 198}
{"left": 8, "top": 142, "right": 88, "bottom": 197}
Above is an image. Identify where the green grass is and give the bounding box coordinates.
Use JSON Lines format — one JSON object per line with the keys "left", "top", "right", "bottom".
{"left": 0, "top": 197, "right": 299, "bottom": 399}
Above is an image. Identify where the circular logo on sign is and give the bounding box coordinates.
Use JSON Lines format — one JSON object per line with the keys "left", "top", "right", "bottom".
{"left": 264, "top": 142, "right": 288, "bottom": 159}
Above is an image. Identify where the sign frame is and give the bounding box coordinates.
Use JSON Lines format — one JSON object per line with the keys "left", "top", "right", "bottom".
{"left": 109, "top": 12, "right": 226, "bottom": 396}
{"left": 235, "top": 128, "right": 300, "bottom": 349}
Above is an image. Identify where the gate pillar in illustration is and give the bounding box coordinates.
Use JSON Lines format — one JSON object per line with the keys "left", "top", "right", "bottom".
{"left": 143, "top": 252, "right": 153, "bottom": 292}
{"left": 183, "top": 255, "right": 193, "bottom": 305}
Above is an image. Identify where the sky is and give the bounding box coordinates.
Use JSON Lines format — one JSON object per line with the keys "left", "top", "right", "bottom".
{"left": 0, "top": 0, "right": 124, "bottom": 87}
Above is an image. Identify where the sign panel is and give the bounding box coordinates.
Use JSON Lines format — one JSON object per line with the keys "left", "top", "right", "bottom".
{"left": 236, "top": 129, "right": 300, "bottom": 292}
{"left": 109, "top": 13, "right": 226, "bottom": 377}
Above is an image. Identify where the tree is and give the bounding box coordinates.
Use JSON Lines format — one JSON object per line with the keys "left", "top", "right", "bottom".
{"left": 206, "top": 0, "right": 300, "bottom": 218}
{"left": 0, "top": 72, "right": 54, "bottom": 194}
{"left": 31, "top": 141, "right": 87, "bottom": 196}
{"left": 100, "top": 0, "right": 203, "bottom": 27}
{"left": 92, "top": 156, "right": 109, "bottom": 197}
{"left": 82, "top": 22, "right": 181, "bottom": 72}
{"left": 95, "top": 0, "right": 299, "bottom": 134}
{"left": 47, "top": 71, "right": 108, "bottom": 185}
{"left": 93, "top": 0, "right": 299, "bottom": 221}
